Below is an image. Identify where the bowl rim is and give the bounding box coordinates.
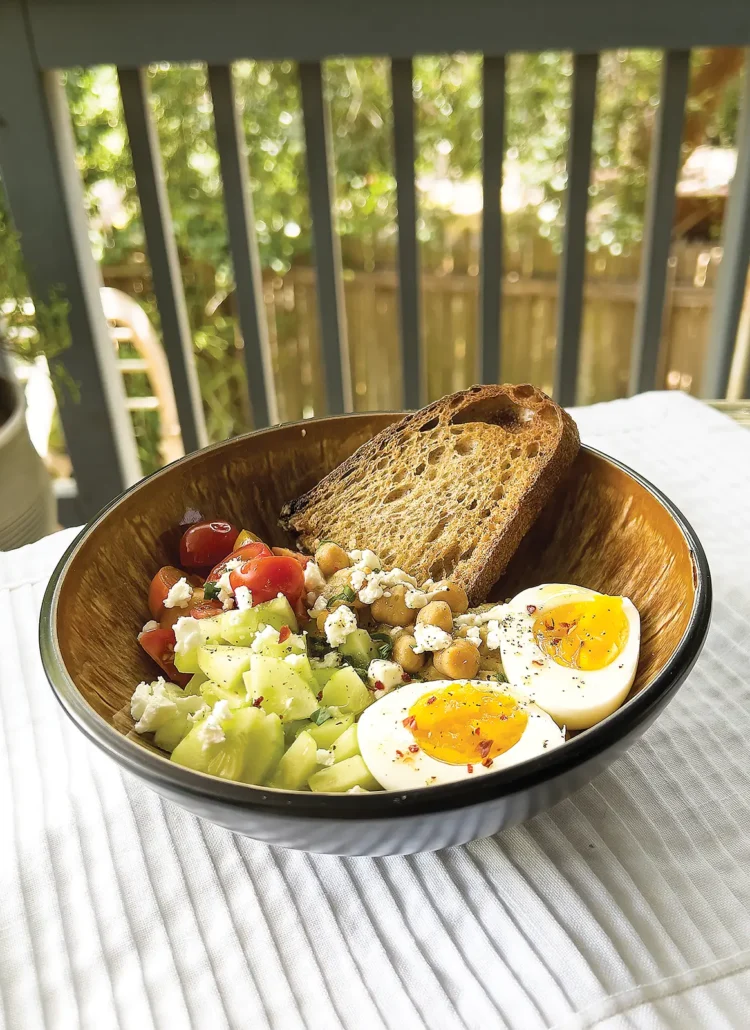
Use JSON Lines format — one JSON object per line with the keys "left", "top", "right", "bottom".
{"left": 39, "top": 414, "right": 712, "bottom": 820}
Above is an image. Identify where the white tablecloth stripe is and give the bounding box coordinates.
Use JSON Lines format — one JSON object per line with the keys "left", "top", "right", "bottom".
{"left": 1, "top": 391, "right": 749, "bottom": 1030}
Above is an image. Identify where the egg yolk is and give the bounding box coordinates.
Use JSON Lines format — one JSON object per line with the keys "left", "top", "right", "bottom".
{"left": 408, "top": 684, "right": 528, "bottom": 766}
{"left": 532, "top": 595, "right": 628, "bottom": 671}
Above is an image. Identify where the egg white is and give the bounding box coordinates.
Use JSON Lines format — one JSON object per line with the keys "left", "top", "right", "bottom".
{"left": 498, "top": 584, "right": 641, "bottom": 731}
{"left": 357, "top": 679, "right": 565, "bottom": 790}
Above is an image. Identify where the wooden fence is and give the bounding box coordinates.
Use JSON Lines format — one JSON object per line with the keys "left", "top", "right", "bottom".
{"left": 103, "top": 236, "right": 729, "bottom": 428}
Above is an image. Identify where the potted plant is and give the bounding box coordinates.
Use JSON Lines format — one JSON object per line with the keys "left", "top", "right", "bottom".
{"left": 0, "top": 216, "right": 70, "bottom": 549}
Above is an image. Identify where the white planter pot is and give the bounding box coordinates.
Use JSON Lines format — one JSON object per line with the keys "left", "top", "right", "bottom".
{"left": 0, "top": 373, "right": 57, "bottom": 550}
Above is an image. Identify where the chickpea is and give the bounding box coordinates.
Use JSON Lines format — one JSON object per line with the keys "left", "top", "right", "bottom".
{"left": 433, "top": 639, "right": 481, "bottom": 679}
{"left": 430, "top": 580, "right": 469, "bottom": 614}
{"left": 324, "top": 568, "right": 366, "bottom": 610}
{"left": 416, "top": 600, "right": 453, "bottom": 634}
{"left": 392, "top": 633, "right": 425, "bottom": 674}
{"left": 370, "top": 584, "right": 413, "bottom": 627}
{"left": 421, "top": 661, "right": 444, "bottom": 681}
{"left": 315, "top": 541, "right": 351, "bottom": 579}
{"left": 315, "top": 609, "right": 330, "bottom": 633}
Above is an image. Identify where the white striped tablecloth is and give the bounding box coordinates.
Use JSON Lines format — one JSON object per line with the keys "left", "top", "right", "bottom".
{"left": 1, "top": 391, "right": 750, "bottom": 1030}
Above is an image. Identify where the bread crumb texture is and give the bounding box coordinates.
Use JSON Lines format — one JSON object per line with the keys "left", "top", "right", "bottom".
{"left": 281, "top": 384, "right": 580, "bottom": 605}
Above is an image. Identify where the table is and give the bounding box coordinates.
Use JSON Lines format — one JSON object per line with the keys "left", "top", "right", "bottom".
{"left": 2, "top": 391, "right": 750, "bottom": 1030}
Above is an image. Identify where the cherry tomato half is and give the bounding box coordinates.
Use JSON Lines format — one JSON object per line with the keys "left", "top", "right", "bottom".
{"left": 179, "top": 520, "right": 238, "bottom": 571}
{"left": 234, "top": 529, "right": 262, "bottom": 550}
{"left": 207, "top": 541, "right": 273, "bottom": 582}
{"left": 272, "top": 546, "right": 311, "bottom": 569}
{"left": 139, "top": 627, "right": 190, "bottom": 687}
{"left": 189, "top": 599, "right": 224, "bottom": 620}
{"left": 229, "top": 555, "right": 305, "bottom": 606}
{"left": 148, "top": 565, "right": 202, "bottom": 620}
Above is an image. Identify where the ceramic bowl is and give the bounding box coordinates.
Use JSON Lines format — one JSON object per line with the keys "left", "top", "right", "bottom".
{"left": 39, "top": 412, "right": 711, "bottom": 856}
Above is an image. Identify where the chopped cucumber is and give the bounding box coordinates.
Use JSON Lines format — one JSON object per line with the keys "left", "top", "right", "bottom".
{"left": 308, "top": 755, "right": 380, "bottom": 793}
{"left": 330, "top": 723, "right": 360, "bottom": 764}
{"left": 171, "top": 705, "right": 282, "bottom": 784}
{"left": 197, "top": 644, "right": 253, "bottom": 692}
{"left": 183, "top": 671, "right": 207, "bottom": 696}
{"left": 173, "top": 619, "right": 224, "bottom": 674}
{"left": 153, "top": 708, "right": 203, "bottom": 753}
{"left": 338, "top": 628, "right": 377, "bottom": 668}
{"left": 269, "top": 730, "right": 318, "bottom": 790}
{"left": 252, "top": 628, "right": 306, "bottom": 660}
{"left": 283, "top": 653, "right": 315, "bottom": 686}
{"left": 302, "top": 710, "right": 354, "bottom": 748}
{"left": 216, "top": 596, "right": 298, "bottom": 646}
{"left": 321, "top": 666, "right": 372, "bottom": 715}
{"left": 199, "top": 679, "right": 246, "bottom": 707}
{"left": 311, "top": 665, "right": 340, "bottom": 689}
{"left": 244, "top": 655, "right": 318, "bottom": 722}
{"left": 284, "top": 718, "right": 310, "bottom": 746}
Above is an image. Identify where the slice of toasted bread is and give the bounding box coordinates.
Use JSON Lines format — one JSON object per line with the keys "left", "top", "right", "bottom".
{"left": 280, "top": 384, "right": 580, "bottom": 605}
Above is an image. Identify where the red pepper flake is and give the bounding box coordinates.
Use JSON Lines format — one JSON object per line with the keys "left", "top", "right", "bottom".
{"left": 278, "top": 625, "right": 291, "bottom": 643}
{"left": 316, "top": 690, "right": 323, "bottom": 701}
{"left": 402, "top": 715, "right": 417, "bottom": 730}
{"left": 473, "top": 726, "right": 481, "bottom": 735}
{"left": 544, "top": 617, "right": 555, "bottom": 631}
{"left": 551, "top": 637, "right": 561, "bottom": 646}
{"left": 481, "top": 757, "right": 494, "bottom": 768}
{"left": 526, "top": 604, "right": 537, "bottom": 614}
{"left": 402, "top": 672, "right": 412, "bottom": 683}
{"left": 395, "top": 749, "right": 404, "bottom": 757}
{"left": 373, "top": 680, "right": 385, "bottom": 692}
{"left": 426, "top": 695, "right": 437, "bottom": 705}
{"left": 252, "top": 696, "right": 264, "bottom": 707}
{"left": 478, "top": 738, "right": 493, "bottom": 758}
{"left": 408, "top": 744, "right": 419, "bottom": 754}
{"left": 532, "top": 659, "right": 544, "bottom": 667}
{"left": 467, "top": 763, "right": 474, "bottom": 773}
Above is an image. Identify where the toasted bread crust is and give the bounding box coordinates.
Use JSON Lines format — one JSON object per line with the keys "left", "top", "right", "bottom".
{"left": 280, "top": 384, "right": 580, "bottom": 605}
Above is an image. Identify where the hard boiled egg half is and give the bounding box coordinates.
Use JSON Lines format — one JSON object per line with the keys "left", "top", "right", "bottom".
{"left": 498, "top": 585, "right": 640, "bottom": 731}
{"left": 358, "top": 680, "right": 565, "bottom": 790}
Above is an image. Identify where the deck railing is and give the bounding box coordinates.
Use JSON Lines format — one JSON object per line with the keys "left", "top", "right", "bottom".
{"left": 1, "top": 1, "right": 750, "bottom": 523}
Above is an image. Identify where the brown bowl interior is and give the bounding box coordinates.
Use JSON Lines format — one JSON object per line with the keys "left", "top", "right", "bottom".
{"left": 55, "top": 413, "right": 697, "bottom": 741}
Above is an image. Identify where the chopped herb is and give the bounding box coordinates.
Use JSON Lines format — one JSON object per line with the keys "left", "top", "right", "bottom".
{"left": 203, "top": 581, "right": 221, "bottom": 601}
{"left": 339, "top": 653, "right": 369, "bottom": 681}
{"left": 495, "top": 670, "right": 509, "bottom": 685}
{"left": 371, "top": 632, "right": 394, "bottom": 660}
{"left": 328, "top": 585, "right": 356, "bottom": 605}
{"left": 307, "top": 636, "right": 329, "bottom": 659}
{"left": 310, "top": 707, "right": 333, "bottom": 726}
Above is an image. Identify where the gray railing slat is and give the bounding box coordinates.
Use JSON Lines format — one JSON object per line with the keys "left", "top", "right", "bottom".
{"left": 117, "top": 66, "right": 207, "bottom": 453}
{"left": 390, "top": 58, "right": 421, "bottom": 408}
{"left": 207, "top": 64, "right": 277, "bottom": 426}
{"left": 630, "top": 49, "right": 690, "bottom": 395}
{"left": 0, "top": 3, "right": 140, "bottom": 517}
{"left": 555, "top": 53, "right": 599, "bottom": 407}
{"left": 479, "top": 55, "right": 506, "bottom": 385}
{"left": 703, "top": 58, "right": 750, "bottom": 399}
{"left": 299, "top": 60, "right": 351, "bottom": 413}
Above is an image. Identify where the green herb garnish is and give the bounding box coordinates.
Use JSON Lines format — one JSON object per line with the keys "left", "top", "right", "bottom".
{"left": 311, "top": 707, "right": 333, "bottom": 726}
{"left": 307, "top": 636, "right": 330, "bottom": 659}
{"left": 495, "top": 670, "right": 509, "bottom": 685}
{"left": 371, "top": 632, "right": 394, "bottom": 661}
{"left": 328, "top": 585, "right": 356, "bottom": 605}
{"left": 203, "top": 581, "right": 221, "bottom": 601}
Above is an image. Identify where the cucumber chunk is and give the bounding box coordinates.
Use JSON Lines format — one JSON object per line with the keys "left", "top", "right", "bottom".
{"left": 183, "top": 671, "right": 207, "bottom": 696}
{"left": 216, "top": 596, "right": 298, "bottom": 646}
{"left": 338, "top": 629, "right": 377, "bottom": 668}
{"left": 171, "top": 705, "right": 282, "bottom": 784}
{"left": 330, "top": 723, "right": 360, "bottom": 764}
{"left": 244, "top": 655, "right": 318, "bottom": 722}
{"left": 283, "top": 653, "right": 315, "bottom": 686}
{"left": 173, "top": 618, "right": 224, "bottom": 673}
{"left": 199, "top": 679, "right": 246, "bottom": 707}
{"left": 153, "top": 709, "right": 203, "bottom": 753}
{"left": 197, "top": 644, "right": 253, "bottom": 692}
{"left": 311, "top": 664, "right": 341, "bottom": 690}
{"left": 303, "top": 710, "right": 354, "bottom": 748}
{"left": 321, "top": 666, "right": 372, "bottom": 715}
{"left": 308, "top": 755, "right": 380, "bottom": 793}
{"left": 269, "top": 730, "right": 318, "bottom": 790}
{"left": 251, "top": 627, "right": 306, "bottom": 660}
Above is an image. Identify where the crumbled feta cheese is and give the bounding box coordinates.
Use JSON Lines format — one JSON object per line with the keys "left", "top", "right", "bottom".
{"left": 130, "top": 677, "right": 204, "bottom": 734}
{"left": 251, "top": 624, "right": 280, "bottom": 652}
{"left": 413, "top": 624, "right": 453, "bottom": 654}
{"left": 404, "top": 579, "right": 448, "bottom": 609}
{"left": 464, "top": 626, "right": 482, "bottom": 648}
{"left": 234, "top": 585, "right": 253, "bottom": 611}
{"left": 455, "top": 604, "right": 507, "bottom": 628}
{"left": 367, "top": 659, "right": 404, "bottom": 697}
{"left": 188, "top": 704, "right": 210, "bottom": 724}
{"left": 347, "top": 785, "right": 368, "bottom": 794}
{"left": 140, "top": 619, "right": 159, "bottom": 635}
{"left": 357, "top": 567, "right": 417, "bottom": 605}
{"left": 311, "top": 651, "right": 342, "bottom": 669}
{"left": 324, "top": 605, "right": 358, "bottom": 646}
{"left": 304, "top": 561, "right": 326, "bottom": 594}
{"left": 485, "top": 620, "right": 502, "bottom": 651}
{"left": 284, "top": 653, "right": 309, "bottom": 676}
{"left": 348, "top": 549, "right": 382, "bottom": 573}
{"left": 349, "top": 568, "right": 367, "bottom": 593}
{"left": 224, "top": 558, "right": 244, "bottom": 572}
{"left": 130, "top": 677, "right": 168, "bottom": 725}
{"left": 309, "top": 594, "right": 328, "bottom": 614}
{"left": 316, "top": 748, "right": 335, "bottom": 767}
{"left": 217, "top": 570, "right": 235, "bottom": 610}
{"left": 164, "top": 577, "right": 192, "bottom": 609}
{"left": 196, "top": 699, "right": 231, "bottom": 749}
{"left": 173, "top": 616, "right": 204, "bottom": 655}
